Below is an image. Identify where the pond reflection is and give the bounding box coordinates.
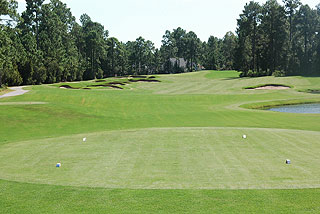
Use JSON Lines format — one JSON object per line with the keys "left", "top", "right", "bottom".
{"left": 268, "top": 103, "right": 320, "bottom": 114}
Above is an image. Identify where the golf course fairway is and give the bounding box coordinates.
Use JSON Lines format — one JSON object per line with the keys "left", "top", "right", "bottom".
{"left": 1, "top": 70, "right": 320, "bottom": 213}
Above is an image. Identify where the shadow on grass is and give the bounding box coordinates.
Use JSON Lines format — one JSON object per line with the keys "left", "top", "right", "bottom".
{"left": 223, "top": 77, "right": 242, "bottom": 80}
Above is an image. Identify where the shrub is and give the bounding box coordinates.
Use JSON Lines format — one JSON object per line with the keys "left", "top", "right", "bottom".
{"left": 273, "top": 70, "right": 286, "bottom": 77}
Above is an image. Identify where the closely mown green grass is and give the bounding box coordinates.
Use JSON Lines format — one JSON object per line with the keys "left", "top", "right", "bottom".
{"left": 1, "top": 70, "right": 320, "bottom": 213}
{"left": 205, "top": 70, "right": 240, "bottom": 79}
{"left": 1, "top": 180, "right": 320, "bottom": 214}
{"left": 1, "top": 127, "right": 320, "bottom": 189}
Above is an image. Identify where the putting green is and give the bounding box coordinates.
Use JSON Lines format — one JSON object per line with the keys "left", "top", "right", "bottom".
{"left": 1, "top": 127, "right": 319, "bottom": 189}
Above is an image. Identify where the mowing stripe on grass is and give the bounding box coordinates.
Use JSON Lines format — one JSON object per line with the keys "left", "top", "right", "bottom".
{"left": 0, "top": 127, "right": 319, "bottom": 190}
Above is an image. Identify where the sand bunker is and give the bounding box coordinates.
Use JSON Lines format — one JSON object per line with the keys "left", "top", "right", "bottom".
{"left": 254, "top": 86, "right": 290, "bottom": 90}
{"left": 0, "top": 86, "right": 29, "bottom": 99}
{"left": 246, "top": 84, "right": 291, "bottom": 90}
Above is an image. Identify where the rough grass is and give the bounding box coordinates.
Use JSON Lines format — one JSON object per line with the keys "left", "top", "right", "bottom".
{"left": 0, "top": 88, "right": 12, "bottom": 95}
{"left": 1, "top": 70, "right": 320, "bottom": 213}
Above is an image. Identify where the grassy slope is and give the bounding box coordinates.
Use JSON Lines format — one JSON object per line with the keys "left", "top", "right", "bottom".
{"left": 1, "top": 72, "right": 320, "bottom": 144}
{"left": 1, "top": 71, "right": 320, "bottom": 213}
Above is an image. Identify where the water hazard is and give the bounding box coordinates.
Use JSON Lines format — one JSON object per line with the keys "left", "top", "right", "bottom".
{"left": 268, "top": 103, "right": 320, "bottom": 114}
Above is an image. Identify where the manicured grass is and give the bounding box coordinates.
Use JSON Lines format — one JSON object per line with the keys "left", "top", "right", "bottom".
{"left": 205, "top": 70, "right": 240, "bottom": 79}
{"left": 1, "top": 70, "right": 320, "bottom": 213}
{"left": 1, "top": 127, "right": 320, "bottom": 189}
{"left": 1, "top": 180, "right": 320, "bottom": 214}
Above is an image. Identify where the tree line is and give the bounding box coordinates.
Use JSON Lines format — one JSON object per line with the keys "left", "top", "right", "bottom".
{"left": 235, "top": 0, "right": 320, "bottom": 77}
{"left": 0, "top": 0, "right": 319, "bottom": 86}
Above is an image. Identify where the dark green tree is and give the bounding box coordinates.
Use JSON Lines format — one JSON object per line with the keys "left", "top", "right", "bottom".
{"left": 221, "top": 31, "right": 237, "bottom": 70}
{"left": 203, "top": 36, "right": 219, "bottom": 70}
{"left": 80, "top": 14, "right": 108, "bottom": 79}
{"left": 235, "top": 1, "right": 262, "bottom": 76}
{"left": 22, "top": 0, "right": 44, "bottom": 49}
{"left": 184, "top": 31, "right": 201, "bottom": 72}
{"left": 260, "top": 0, "right": 289, "bottom": 75}
{"left": 294, "top": 5, "right": 319, "bottom": 74}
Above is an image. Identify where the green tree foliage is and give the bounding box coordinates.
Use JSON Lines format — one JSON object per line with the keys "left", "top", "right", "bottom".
{"left": 0, "top": 0, "right": 22, "bottom": 86}
{"left": 283, "top": 0, "right": 301, "bottom": 42}
{"left": 260, "top": 0, "right": 289, "bottom": 75}
{"left": 0, "top": 0, "right": 18, "bottom": 20}
{"left": 1, "top": 0, "right": 320, "bottom": 86}
{"left": 316, "top": 4, "right": 320, "bottom": 75}
{"left": 185, "top": 31, "right": 201, "bottom": 72}
{"left": 80, "top": 14, "right": 108, "bottom": 80}
{"left": 23, "top": 0, "right": 44, "bottom": 49}
{"left": 0, "top": 26, "right": 23, "bottom": 86}
{"left": 39, "top": 0, "right": 79, "bottom": 83}
{"left": 235, "top": 1, "right": 262, "bottom": 76}
{"left": 126, "top": 37, "right": 156, "bottom": 75}
{"left": 160, "top": 30, "right": 178, "bottom": 73}
{"left": 221, "top": 32, "right": 237, "bottom": 70}
{"left": 159, "top": 28, "right": 203, "bottom": 73}
{"left": 293, "top": 5, "right": 319, "bottom": 75}
{"left": 103, "top": 37, "right": 127, "bottom": 77}
{"left": 235, "top": 0, "right": 320, "bottom": 77}
{"left": 203, "top": 36, "right": 218, "bottom": 70}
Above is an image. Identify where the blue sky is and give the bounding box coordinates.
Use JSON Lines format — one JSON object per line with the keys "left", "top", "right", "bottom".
{"left": 17, "top": 0, "right": 319, "bottom": 47}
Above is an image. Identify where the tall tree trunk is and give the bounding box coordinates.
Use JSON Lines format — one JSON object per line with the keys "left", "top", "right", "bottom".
{"left": 36, "top": 12, "right": 39, "bottom": 50}
{"left": 111, "top": 38, "right": 115, "bottom": 76}
{"left": 91, "top": 49, "right": 95, "bottom": 79}
{"left": 252, "top": 19, "right": 256, "bottom": 73}
{"left": 289, "top": 13, "right": 293, "bottom": 42}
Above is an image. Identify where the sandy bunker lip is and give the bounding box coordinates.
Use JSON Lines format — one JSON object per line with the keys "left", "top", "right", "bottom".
{"left": 0, "top": 86, "right": 29, "bottom": 99}
{"left": 246, "top": 84, "right": 291, "bottom": 90}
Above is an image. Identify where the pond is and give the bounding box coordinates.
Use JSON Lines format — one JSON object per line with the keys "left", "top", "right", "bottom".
{"left": 268, "top": 103, "right": 320, "bottom": 114}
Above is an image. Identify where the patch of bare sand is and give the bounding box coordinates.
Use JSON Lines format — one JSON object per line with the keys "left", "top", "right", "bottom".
{"left": 0, "top": 86, "right": 29, "bottom": 99}
{"left": 254, "top": 86, "right": 290, "bottom": 90}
